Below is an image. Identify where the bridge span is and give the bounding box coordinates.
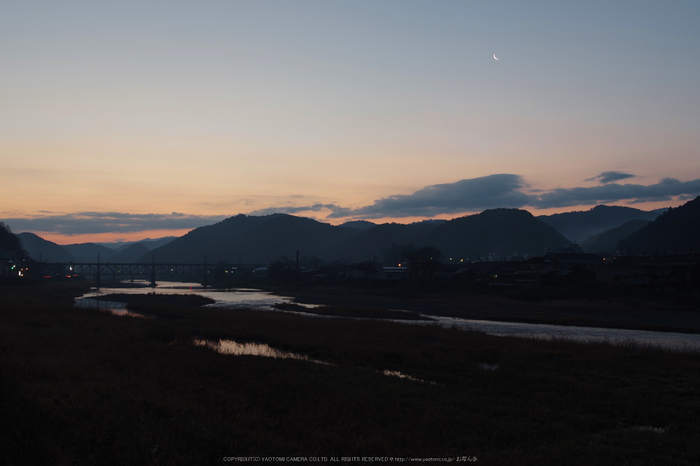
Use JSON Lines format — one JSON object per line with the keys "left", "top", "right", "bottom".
{"left": 47, "top": 259, "right": 264, "bottom": 287}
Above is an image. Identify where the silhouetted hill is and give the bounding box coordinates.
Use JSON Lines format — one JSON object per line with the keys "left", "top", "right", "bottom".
{"left": 143, "top": 214, "right": 357, "bottom": 264}
{"left": 618, "top": 196, "right": 700, "bottom": 254}
{"left": 113, "top": 243, "right": 150, "bottom": 263}
{"left": 18, "top": 232, "right": 74, "bottom": 262}
{"left": 412, "top": 219, "right": 448, "bottom": 226}
{"left": 100, "top": 237, "right": 177, "bottom": 252}
{"left": 338, "top": 220, "right": 376, "bottom": 232}
{"left": 421, "top": 209, "right": 571, "bottom": 260}
{"left": 63, "top": 243, "right": 118, "bottom": 263}
{"left": 581, "top": 219, "right": 650, "bottom": 254}
{"left": 1, "top": 223, "right": 27, "bottom": 260}
{"left": 539, "top": 205, "right": 664, "bottom": 242}
{"left": 325, "top": 221, "right": 440, "bottom": 263}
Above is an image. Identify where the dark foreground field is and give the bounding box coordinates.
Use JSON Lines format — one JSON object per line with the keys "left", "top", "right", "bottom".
{"left": 1, "top": 282, "right": 699, "bottom": 465}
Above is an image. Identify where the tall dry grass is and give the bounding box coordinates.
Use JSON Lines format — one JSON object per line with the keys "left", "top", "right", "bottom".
{"left": 1, "top": 282, "right": 699, "bottom": 465}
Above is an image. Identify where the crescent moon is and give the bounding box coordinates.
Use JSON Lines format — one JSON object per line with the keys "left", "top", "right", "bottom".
{"left": 493, "top": 53, "right": 499, "bottom": 60}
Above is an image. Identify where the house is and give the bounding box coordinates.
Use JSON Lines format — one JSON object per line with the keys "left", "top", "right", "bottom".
{"left": 251, "top": 266, "right": 269, "bottom": 278}
{"left": 597, "top": 254, "right": 700, "bottom": 292}
{"left": 515, "top": 257, "right": 569, "bottom": 289}
{"left": 346, "top": 261, "right": 386, "bottom": 280}
{"left": 544, "top": 252, "right": 603, "bottom": 272}
{"left": 382, "top": 266, "right": 408, "bottom": 280}
{"left": 448, "top": 261, "right": 520, "bottom": 287}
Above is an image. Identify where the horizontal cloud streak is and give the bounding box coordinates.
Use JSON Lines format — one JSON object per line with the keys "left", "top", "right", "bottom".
{"left": 531, "top": 177, "right": 700, "bottom": 208}
{"left": 247, "top": 203, "right": 342, "bottom": 217}
{"left": 585, "top": 171, "right": 636, "bottom": 184}
{"left": 321, "top": 175, "right": 700, "bottom": 219}
{"left": 327, "top": 174, "right": 532, "bottom": 219}
{"left": 2, "top": 212, "right": 228, "bottom": 235}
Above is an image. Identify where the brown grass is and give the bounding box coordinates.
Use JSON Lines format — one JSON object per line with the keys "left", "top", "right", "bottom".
{"left": 1, "top": 281, "right": 699, "bottom": 465}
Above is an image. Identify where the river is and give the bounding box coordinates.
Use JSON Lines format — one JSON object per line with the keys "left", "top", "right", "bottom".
{"left": 76, "top": 281, "right": 700, "bottom": 352}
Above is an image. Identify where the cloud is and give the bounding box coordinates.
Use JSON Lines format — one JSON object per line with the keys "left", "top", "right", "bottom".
{"left": 2, "top": 212, "right": 229, "bottom": 236}
{"left": 322, "top": 175, "right": 700, "bottom": 219}
{"left": 247, "top": 203, "right": 343, "bottom": 217}
{"left": 327, "top": 174, "right": 533, "bottom": 219}
{"left": 6, "top": 175, "right": 700, "bottom": 236}
{"left": 585, "top": 171, "right": 636, "bottom": 184}
{"left": 530, "top": 177, "right": 700, "bottom": 209}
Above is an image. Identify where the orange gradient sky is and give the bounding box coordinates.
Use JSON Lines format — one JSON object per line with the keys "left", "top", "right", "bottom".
{"left": 2, "top": 1, "right": 699, "bottom": 244}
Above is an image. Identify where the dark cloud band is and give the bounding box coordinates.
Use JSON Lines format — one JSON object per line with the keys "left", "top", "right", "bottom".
{"left": 327, "top": 174, "right": 700, "bottom": 219}
{"left": 585, "top": 171, "right": 636, "bottom": 184}
{"left": 2, "top": 212, "right": 228, "bottom": 235}
{"left": 532, "top": 177, "right": 700, "bottom": 209}
{"left": 327, "top": 174, "right": 531, "bottom": 219}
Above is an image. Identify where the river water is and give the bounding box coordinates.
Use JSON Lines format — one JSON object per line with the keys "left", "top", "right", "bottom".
{"left": 76, "top": 281, "right": 700, "bottom": 352}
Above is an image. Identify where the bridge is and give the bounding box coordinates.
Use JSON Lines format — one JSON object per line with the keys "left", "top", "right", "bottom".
{"left": 45, "top": 258, "right": 264, "bottom": 288}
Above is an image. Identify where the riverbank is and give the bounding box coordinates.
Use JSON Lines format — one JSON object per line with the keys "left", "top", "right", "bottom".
{"left": 2, "top": 282, "right": 700, "bottom": 464}
{"left": 269, "top": 284, "right": 700, "bottom": 334}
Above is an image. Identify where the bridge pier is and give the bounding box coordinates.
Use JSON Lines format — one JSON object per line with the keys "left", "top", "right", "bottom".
{"left": 95, "top": 255, "right": 101, "bottom": 288}
{"left": 203, "top": 256, "right": 208, "bottom": 288}
{"left": 150, "top": 256, "right": 157, "bottom": 288}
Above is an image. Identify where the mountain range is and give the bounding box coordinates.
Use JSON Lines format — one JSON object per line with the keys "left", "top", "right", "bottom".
{"left": 580, "top": 219, "right": 651, "bottom": 254}
{"left": 15, "top": 233, "right": 176, "bottom": 263}
{"left": 139, "top": 208, "right": 570, "bottom": 264}
{"left": 537, "top": 205, "right": 665, "bottom": 243}
{"left": 9, "top": 199, "right": 698, "bottom": 266}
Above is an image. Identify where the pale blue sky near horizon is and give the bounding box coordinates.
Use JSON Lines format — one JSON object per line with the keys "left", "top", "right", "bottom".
{"left": 2, "top": 1, "right": 699, "bottom": 242}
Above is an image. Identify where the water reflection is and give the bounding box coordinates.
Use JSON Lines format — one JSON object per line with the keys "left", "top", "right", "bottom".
{"left": 429, "top": 316, "right": 700, "bottom": 352}
{"left": 76, "top": 282, "right": 700, "bottom": 352}
{"left": 81, "top": 281, "right": 299, "bottom": 311}
{"left": 75, "top": 297, "right": 149, "bottom": 319}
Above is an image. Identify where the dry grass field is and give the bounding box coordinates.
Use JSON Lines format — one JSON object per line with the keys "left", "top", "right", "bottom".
{"left": 1, "top": 280, "right": 699, "bottom": 465}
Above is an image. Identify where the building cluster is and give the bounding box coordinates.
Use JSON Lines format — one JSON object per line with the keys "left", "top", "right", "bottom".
{"left": 0, "top": 252, "right": 21, "bottom": 277}
{"left": 340, "top": 252, "right": 700, "bottom": 292}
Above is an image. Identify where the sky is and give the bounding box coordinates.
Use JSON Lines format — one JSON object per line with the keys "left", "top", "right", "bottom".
{"left": 2, "top": 0, "right": 699, "bottom": 244}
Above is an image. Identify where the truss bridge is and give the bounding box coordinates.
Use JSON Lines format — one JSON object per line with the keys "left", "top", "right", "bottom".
{"left": 47, "top": 260, "right": 259, "bottom": 287}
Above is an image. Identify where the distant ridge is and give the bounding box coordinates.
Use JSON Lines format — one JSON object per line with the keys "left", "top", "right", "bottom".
{"left": 325, "top": 221, "right": 440, "bottom": 263}
{"left": 17, "top": 233, "right": 176, "bottom": 264}
{"left": 64, "top": 243, "right": 120, "bottom": 263}
{"left": 99, "top": 237, "right": 177, "bottom": 251}
{"left": 618, "top": 196, "right": 700, "bottom": 254}
{"left": 539, "top": 205, "right": 664, "bottom": 243}
{"left": 115, "top": 243, "right": 150, "bottom": 263}
{"left": 338, "top": 220, "right": 376, "bottom": 232}
{"left": 581, "top": 219, "right": 650, "bottom": 254}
